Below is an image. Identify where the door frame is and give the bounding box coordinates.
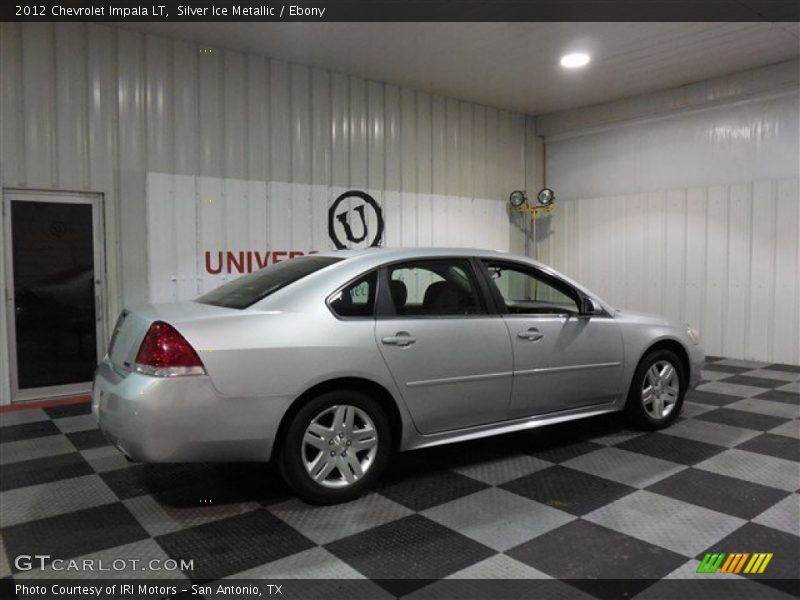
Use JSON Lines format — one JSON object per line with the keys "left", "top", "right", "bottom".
{"left": 3, "top": 189, "right": 107, "bottom": 402}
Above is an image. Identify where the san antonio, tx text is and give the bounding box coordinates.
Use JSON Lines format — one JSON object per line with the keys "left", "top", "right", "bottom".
{"left": 16, "top": 583, "right": 280, "bottom": 597}
{"left": 42, "top": 3, "right": 326, "bottom": 17}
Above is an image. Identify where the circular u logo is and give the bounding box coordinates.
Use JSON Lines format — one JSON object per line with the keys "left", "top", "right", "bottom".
{"left": 328, "top": 191, "right": 384, "bottom": 249}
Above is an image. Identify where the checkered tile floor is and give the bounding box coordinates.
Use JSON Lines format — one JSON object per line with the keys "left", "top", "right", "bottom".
{"left": 1, "top": 357, "right": 798, "bottom": 598}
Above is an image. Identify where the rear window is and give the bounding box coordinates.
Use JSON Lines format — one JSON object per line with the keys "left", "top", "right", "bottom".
{"left": 196, "top": 256, "right": 342, "bottom": 309}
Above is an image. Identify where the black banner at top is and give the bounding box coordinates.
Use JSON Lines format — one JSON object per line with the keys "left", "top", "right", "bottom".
{"left": 4, "top": 0, "right": 800, "bottom": 22}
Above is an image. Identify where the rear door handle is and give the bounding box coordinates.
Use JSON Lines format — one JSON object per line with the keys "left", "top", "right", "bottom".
{"left": 517, "top": 328, "right": 544, "bottom": 342}
{"left": 381, "top": 331, "right": 416, "bottom": 347}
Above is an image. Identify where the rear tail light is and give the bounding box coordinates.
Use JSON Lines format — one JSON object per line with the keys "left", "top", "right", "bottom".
{"left": 135, "top": 321, "right": 206, "bottom": 377}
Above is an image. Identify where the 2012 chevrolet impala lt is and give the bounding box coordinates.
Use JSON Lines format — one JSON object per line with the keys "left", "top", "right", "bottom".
{"left": 93, "top": 248, "right": 703, "bottom": 503}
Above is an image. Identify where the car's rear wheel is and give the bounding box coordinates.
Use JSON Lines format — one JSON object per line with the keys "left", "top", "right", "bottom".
{"left": 625, "top": 349, "right": 686, "bottom": 429}
{"left": 279, "top": 389, "right": 391, "bottom": 504}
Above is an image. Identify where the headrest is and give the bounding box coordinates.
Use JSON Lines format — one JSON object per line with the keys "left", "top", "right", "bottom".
{"left": 423, "top": 281, "right": 462, "bottom": 312}
{"left": 389, "top": 279, "right": 407, "bottom": 308}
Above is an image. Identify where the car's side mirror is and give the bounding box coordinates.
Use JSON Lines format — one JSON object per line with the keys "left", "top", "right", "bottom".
{"left": 581, "top": 297, "right": 603, "bottom": 316}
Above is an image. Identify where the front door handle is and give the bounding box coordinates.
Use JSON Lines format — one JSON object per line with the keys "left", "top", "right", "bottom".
{"left": 517, "top": 328, "right": 544, "bottom": 342}
{"left": 381, "top": 331, "right": 416, "bottom": 347}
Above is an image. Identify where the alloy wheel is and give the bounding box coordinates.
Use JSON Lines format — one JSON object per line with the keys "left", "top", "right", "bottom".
{"left": 641, "top": 360, "right": 680, "bottom": 419}
{"left": 301, "top": 404, "right": 379, "bottom": 488}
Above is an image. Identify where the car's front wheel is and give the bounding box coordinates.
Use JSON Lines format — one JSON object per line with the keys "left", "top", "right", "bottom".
{"left": 625, "top": 349, "right": 687, "bottom": 429}
{"left": 280, "top": 390, "right": 391, "bottom": 504}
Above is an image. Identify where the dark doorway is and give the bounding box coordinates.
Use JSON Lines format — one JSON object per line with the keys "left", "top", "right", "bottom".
{"left": 7, "top": 192, "right": 103, "bottom": 397}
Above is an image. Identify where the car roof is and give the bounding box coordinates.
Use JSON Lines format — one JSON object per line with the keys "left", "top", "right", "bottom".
{"left": 311, "top": 246, "right": 558, "bottom": 278}
{"left": 314, "top": 247, "right": 515, "bottom": 261}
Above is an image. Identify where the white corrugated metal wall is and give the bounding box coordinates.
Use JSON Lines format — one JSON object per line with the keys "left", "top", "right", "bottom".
{"left": 1, "top": 23, "right": 797, "bottom": 403}
{"left": 0, "top": 23, "right": 538, "bottom": 403}
{"left": 538, "top": 87, "right": 800, "bottom": 365}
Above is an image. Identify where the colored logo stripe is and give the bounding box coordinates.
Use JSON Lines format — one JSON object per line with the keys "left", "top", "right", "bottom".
{"left": 697, "top": 552, "right": 773, "bottom": 574}
{"left": 720, "top": 553, "right": 749, "bottom": 573}
{"left": 744, "top": 553, "right": 773, "bottom": 574}
{"left": 697, "top": 553, "right": 726, "bottom": 573}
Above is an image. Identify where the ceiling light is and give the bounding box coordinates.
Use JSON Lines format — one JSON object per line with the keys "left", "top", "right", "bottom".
{"left": 560, "top": 53, "right": 591, "bottom": 68}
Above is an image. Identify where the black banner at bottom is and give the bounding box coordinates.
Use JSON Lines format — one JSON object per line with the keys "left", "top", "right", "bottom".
{"left": 3, "top": 578, "right": 799, "bottom": 600}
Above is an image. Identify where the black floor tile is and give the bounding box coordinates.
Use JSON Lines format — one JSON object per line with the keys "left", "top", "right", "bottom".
{"left": 646, "top": 468, "right": 789, "bottom": 519}
{"left": 44, "top": 402, "right": 92, "bottom": 419}
{"left": 754, "top": 390, "right": 800, "bottom": 405}
{"left": 156, "top": 509, "right": 314, "bottom": 581}
{"left": 508, "top": 519, "right": 686, "bottom": 583}
{"left": 3, "top": 503, "right": 148, "bottom": 565}
{"left": 737, "top": 434, "right": 800, "bottom": 462}
{"left": 616, "top": 432, "right": 726, "bottom": 465}
{"left": 384, "top": 446, "right": 467, "bottom": 479}
{"left": 376, "top": 470, "right": 488, "bottom": 511}
{"left": 764, "top": 363, "right": 800, "bottom": 374}
{"left": 685, "top": 390, "right": 741, "bottom": 407}
{"left": 207, "top": 463, "right": 295, "bottom": 506}
{"left": 0, "top": 452, "right": 94, "bottom": 492}
{"left": 150, "top": 464, "right": 292, "bottom": 508}
{"left": 699, "top": 365, "right": 751, "bottom": 374}
{"left": 65, "top": 428, "right": 110, "bottom": 450}
{"left": 325, "top": 514, "right": 495, "bottom": 595}
{"left": 525, "top": 440, "right": 604, "bottom": 463}
{"left": 700, "top": 522, "right": 800, "bottom": 581}
{"left": 722, "top": 375, "right": 785, "bottom": 389}
{"left": 101, "top": 464, "right": 219, "bottom": 500}
{"left": 0, "top": 420, "right": 60, "bottom": 443}
{"left": 697, "top": 409, "right": 789, "bottom": 432}
{"left": 404, "top": 431, "right": 545, "bottom": 472}
{"left": 501, "top": 465, "right": 635, "bottom": 516}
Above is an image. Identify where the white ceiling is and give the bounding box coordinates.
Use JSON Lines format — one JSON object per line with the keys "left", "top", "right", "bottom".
{"left": 120, "top": 22, "right": 799, "bottom": 115}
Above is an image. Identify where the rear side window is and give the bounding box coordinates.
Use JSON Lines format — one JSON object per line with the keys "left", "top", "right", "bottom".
{"left": 328, "top": 271, "right": 377, "bottom": 318}
{"left": 386, "top": 259, "right": 487, "bottom": 316}
{"left": 197, "top": 256, "right": 341, "bottom": 309}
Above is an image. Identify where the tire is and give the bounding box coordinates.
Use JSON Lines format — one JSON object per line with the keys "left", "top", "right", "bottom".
{"left": 279, "top": 389, "right": 392, "bottom": 504}
{"left": 625, "top": 349, "right": 687, "bottom": 430}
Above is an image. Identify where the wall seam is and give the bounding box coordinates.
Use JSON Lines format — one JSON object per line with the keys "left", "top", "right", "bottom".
{"left": 50, "top": 23, "right": 59, "bottom": 188}
{"left": 743, "top": 181, "right": 754, "bottom": 360}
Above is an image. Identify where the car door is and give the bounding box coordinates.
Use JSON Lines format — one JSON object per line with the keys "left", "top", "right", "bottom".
{"left": 374, "top": 258, "right": 513, "bottom": 434}
{"left": 480, "top": 260, "right": 624, "bottom": 418}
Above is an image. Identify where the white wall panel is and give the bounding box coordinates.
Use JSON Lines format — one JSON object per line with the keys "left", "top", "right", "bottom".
{"left": 0, "top": 22, "right": 532, "bottom": 402}
{"left": 55, "top": 23, "right": 90, "bottom": 190}
{"left": 5, "top": 23, "right": 526, "bottom": 257}
{"left": 537, "top": 59, "right": 799, "bottom": 138}
{"left": 538, "top": 178, "right": 799, "bottom": 364}
{"left": 542, "top": 91, "right": 799, "bottom": 365}
{"left": 547, "top": 93, "right": 799, "bottom": 202}
{"left": 147, "top": 174, "right": 510, "bottom": 302}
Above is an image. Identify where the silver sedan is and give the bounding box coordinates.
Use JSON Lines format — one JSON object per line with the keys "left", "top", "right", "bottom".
{"left": 93, "top": 248, "right": 703, "bottom": 504}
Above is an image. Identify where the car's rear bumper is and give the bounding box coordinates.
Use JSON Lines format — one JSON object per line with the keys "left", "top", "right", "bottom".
{"left": 92, "top": 359, "right": 292, "bottom": 462}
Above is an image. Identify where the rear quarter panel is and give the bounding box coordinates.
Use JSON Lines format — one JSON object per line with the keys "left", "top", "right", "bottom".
{"left": 177, "top": 307, "right": 402, "bottom": 405}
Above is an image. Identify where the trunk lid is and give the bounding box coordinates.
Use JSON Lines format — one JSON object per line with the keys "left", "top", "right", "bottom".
{"left": 107, "top": 301, "right": 240, "bottom": 371}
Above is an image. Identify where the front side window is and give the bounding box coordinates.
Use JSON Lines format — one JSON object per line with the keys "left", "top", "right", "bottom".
{"left": 197, "top": 256, "right": 341, "bottom": 309}
{"left": 328, "top": 271, "right": 377, "bottom": 317}
{"left": 386, "top": 259, "right": 486, "bottom": 316}
{"left": 484, "top": 261, "right": 579, "bottom": 315}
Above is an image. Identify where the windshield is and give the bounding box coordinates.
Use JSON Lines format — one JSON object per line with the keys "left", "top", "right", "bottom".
{"left": 196, "top": 256, "right": 342, "bottom": 309}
